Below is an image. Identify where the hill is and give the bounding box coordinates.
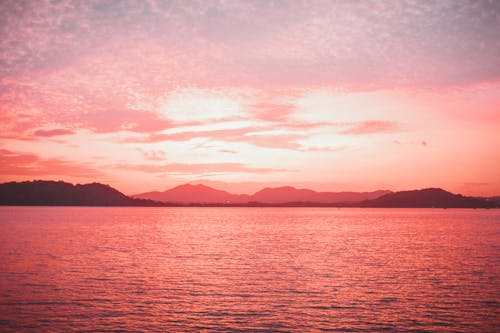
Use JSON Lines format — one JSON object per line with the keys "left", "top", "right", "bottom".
{"left": 2, "top": 181, "right": 496, "bottom": 208}
{"left": 360, "top": 188, "right": 496, "bottom": 208}
{"left": 134, "top": 183, "right": 251, "bottom": 204}
{"left": 0, "top": 180, "right": 164, "bottom": 206}
{"left": 134, "top": 184, "right": 390, "bottom": 204}
{"left": 251, "top": 186, "right": 390, "bottom": 203}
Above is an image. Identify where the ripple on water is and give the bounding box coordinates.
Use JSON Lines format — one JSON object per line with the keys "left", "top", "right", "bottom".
{"left": 0, "top": 207, "right": 498, "bottom": 332}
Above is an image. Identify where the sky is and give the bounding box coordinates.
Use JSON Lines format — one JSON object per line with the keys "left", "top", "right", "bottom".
{"left": 1, "top": 0, "right": 500, "bottom": 196}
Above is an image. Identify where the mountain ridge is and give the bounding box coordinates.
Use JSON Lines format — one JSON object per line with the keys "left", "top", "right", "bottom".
{"left": 0, "top": 180, "right": 497, "bottom": 208}
{"left": 359, "top": 188, "right": 496, "bottom": 208}
{"left": 134, "top": 183, "right": 251, "bottom": 203}
{"left": 134, "top": 183, "right": 391, "bottom": 204}
{"left": 250, "top": 186, "right": 390, "bottom": 204}
{"left": 0, "top": 180, "right": 164, "bottom": 206}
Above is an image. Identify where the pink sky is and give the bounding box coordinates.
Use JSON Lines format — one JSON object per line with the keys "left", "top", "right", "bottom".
{"left": 1, "top": 0, "right": 499, "bottom": 196}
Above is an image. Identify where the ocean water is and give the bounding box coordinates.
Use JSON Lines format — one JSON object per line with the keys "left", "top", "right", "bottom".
{"left": 0, "top": 207, "right": 498, "bottom": 332}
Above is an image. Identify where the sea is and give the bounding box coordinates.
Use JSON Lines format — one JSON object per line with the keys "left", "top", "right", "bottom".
{"left": 0, "top": 207, "right": 498, "bottom": 332}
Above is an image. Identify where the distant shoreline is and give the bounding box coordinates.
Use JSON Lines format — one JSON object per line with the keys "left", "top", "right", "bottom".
{"left": 1, "top": 180, "right": 498, "bottom": 209}
{"left": 0, "top": 204, "right": 497, "bottom": 209}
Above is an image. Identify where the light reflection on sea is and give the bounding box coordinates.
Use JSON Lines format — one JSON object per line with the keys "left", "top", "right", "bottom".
{"left": 0, "top": 207, "right": 498, "bottom": 332}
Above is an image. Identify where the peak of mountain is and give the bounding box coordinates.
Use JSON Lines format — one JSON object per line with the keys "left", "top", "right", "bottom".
{"left": 257, "top": 186, "right": 301, "bottom": 192}
{"left": 0, "top": 180, "right": 163, "bottom": 206}
{"left": 134, "top": 183, "right": 251, "bottom": 204}
{"left": 173, "top": 183, "right": 214, "bottom": 190}
{"left": 360, "top": 188, "right": 496, "bottom": 208}
{"left": 1, "top": 181, "right": 497, "bottom": 208}
{"left": 135, "top": 183, "right": 391, "bottom": 204}
{"left": 251, "top": 186, "right": 390, "bottom": 203}
{"left": 170, "top": 183, "right": 234, "bottom": 195}
{"left": 252, "top": 186, "right": 320, "bottom": 203}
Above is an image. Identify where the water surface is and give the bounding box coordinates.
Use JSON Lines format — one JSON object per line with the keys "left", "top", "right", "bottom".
{"left": 0, "top": 207, "right": 498, "bottom": 332}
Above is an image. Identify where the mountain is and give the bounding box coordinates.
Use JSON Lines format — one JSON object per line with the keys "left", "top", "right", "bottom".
{"left": 360, "top": 188, "right": 497, "bottom": 208}
{"left": 134, "top": 183, "right": 251, "bottom": 204}
{"left": 251, "top": 186, "right": 390, "bottom": 203}
{"left": 0, "top": 180, "right": 164, "bottom": 206}
{"left": 2, "top": 181, "right": 496, "bottom": 208}
{"left": 135, "top": 184, "right": 390, "bottom": 204}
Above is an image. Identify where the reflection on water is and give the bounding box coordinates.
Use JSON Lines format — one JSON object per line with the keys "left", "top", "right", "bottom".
{"left": 0, "top": 207, "right": 498, "bottom": 332}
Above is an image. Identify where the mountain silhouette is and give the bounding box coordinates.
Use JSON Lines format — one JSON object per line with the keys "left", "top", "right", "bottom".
{"left": 251, "top": 186, "right": 390, "bottom": 203}
{"left": 1, "top": 181, "right": 497, "bottom": 208}
{"left": 135, "top": 184, "right": 390, "bottom": 204}
{"left": 134, "top": 183, "right": 251, "bottom": 204}
{"left": 360, "top": 188, "right": 496, "bottom": 208}
{"left": 0, "top": 180, "right": 164, "bottom": 206}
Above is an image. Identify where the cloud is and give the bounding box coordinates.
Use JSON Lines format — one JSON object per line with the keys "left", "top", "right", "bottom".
{"left": 2, "top": 0, "right": 499, "bottom": 90}
{"left": 124, "top": 127, "right": 254, "bottom": 143}
{"left": 115, "top": 162, "right": 291, "bottom": 175}
{"left": 219, "top": 149, "right": 237, "bottom": 154}
{"left": 33, "top": 128, "right": 74, "bottom": 137}
{"left": 392, "top": 139, "right": 430, "bottom": 147}
{"left": 136, "top": 148, "right": 166, "bottom": 161}
{"left": 250, "top": 103, "right": 295, "bottom": 122}
{"left": 0, "top": 1, "right": 498, "bottom": 196}
{"left": 0, "top": 149, "right": 101, "bottom": 178}
{"left": 123, "top": 126, "right": 306, "bottom": 150}
{"left": 155, "top": 88, "right": 247, "bottom": 123}
{"left": 302, "top": 146, "right": 347, "bottom": 153}
{"left": 82, "top": 109, "right": 174, "bottom": 134}
{"left": 224, "top": 131, "right": 304, "bottom": 150}
{"left": 339, "top": 121, "right": 401, "bottom": 135}
{"left": 0, "top": 75, "right": 174, "bottom": 137}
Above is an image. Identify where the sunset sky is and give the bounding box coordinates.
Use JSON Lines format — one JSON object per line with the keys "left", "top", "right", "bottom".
{"left": 1, "top": 0, "right": 499, "bottom": 196}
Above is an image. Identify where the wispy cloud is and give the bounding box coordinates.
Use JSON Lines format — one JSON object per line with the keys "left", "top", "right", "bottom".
{"left": 0, "top": 1, "right": 499, "bottom": 195}
{"left": 339, "top": 121, "right": 401, "bottom": 135}
{"left": 2, "top": 0, "right": 498, "bottom": 88}
{"left": 0, "top": 149, "right": 100, "bottom": 178}
{"left": 123, "top": 126, "right": 306, "bottom": 150}
{"left": 136, "top": 148, "right": 166, "bottom": 161}
{"left": 114, "top": 162, "right": 291, "bottom": 175}
{"left": 33, "top": 129, "right": 74, "bottom": 137}
{"left": 219, "top": 149, "right": 238, "bottom": 154}
{"left": 250, "top": 103, "right": 295, "bottom": 122}
{"left": 303, "top": 146, "right": 347, "bottom": 153}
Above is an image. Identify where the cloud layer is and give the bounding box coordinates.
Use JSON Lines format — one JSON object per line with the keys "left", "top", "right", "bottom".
{"left": 1, "top": 0, "right": 499, "bottom": 195}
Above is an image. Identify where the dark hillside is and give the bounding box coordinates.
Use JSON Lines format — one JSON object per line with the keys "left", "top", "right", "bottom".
{"left": 0, "top": 181, "right": 164, "bottom": 206}
{"left": 360, "top": 188, "right": 496, "bottom": 208}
